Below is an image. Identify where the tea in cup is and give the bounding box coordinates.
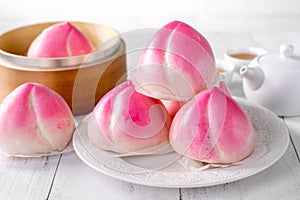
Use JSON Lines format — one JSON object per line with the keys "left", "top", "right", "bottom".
{"left": 216, "top": 59, "right": 235, "bottom": 83}
{"left": 224, "top": 47, "right": 267, "bottom": 68}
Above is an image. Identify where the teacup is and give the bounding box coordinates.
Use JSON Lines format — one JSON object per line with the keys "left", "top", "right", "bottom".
{"left": 216, "top": 59, "right": 235, "bottom": 83}
{"left": 224, "top": 47, "right": 267, "bottom": 68}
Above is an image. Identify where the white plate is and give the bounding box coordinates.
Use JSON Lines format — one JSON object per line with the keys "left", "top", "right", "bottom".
{"left": 73, "top": 98, "right": 290, "bottom": 188}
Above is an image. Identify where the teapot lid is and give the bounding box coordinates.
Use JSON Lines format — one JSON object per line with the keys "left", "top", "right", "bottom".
{"left": 258, "top": 44, "right": 300, "bottom": 69}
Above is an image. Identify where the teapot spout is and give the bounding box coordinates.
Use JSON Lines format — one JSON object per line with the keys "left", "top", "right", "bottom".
{"left": 240, "top": 66, "right": 264, "bottom": 90}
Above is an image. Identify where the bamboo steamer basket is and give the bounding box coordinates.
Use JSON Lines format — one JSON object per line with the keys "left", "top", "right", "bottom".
{"left": 0, "top": 21, "right": 127, "bottom": 115}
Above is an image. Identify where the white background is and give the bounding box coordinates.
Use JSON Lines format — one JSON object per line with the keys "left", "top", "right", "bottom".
{"left": 1, "top": 0, "right": 300, "bottom": 34}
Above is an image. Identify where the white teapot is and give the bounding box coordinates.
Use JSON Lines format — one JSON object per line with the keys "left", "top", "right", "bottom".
{"left": 240, "top": 44, "right": 300, "bottom": 116}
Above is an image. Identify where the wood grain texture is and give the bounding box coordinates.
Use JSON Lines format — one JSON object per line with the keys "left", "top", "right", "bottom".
{"left": 284, "top": 117, "right": 300, "bottom": 161}
{"left": 0, "top": 155, "right": 60, "bottom": 200}
{"left": 49, "top": 153, "right": 179, "bottom": 200}
{"left": 180, "top": 143, "right": 300, "bottom": 200}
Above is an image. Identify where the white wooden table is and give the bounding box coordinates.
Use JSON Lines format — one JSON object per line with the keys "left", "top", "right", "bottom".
{"left": 1, "top": 31, "right": 300, "bottom": 200}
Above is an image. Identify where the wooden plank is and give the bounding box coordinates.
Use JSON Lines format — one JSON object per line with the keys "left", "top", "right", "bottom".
{"left": 49, "top": 152, "right": 179, "bottom": 200}
{"left": 180, "top": 143, "right": 300, "bottom": 200}
{"left": 284, "top": 117, "right": 300, "bottom": 160}
{"left": 0, "top": 154, "right": 61, "bottom": 200}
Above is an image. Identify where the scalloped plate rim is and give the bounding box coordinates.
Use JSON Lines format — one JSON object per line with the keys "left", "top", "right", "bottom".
{"left": 73, "top": 97, "right": 290, "bottom": 188}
